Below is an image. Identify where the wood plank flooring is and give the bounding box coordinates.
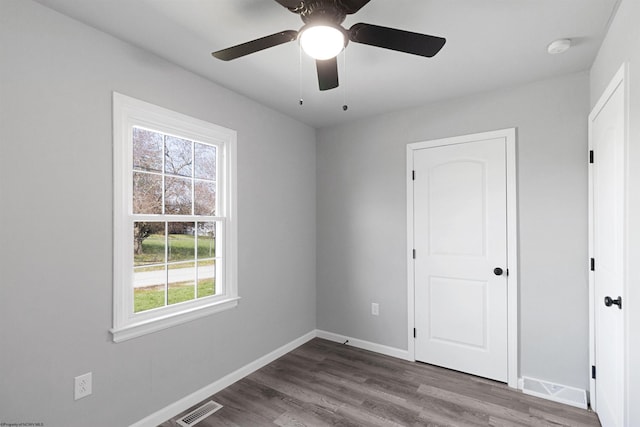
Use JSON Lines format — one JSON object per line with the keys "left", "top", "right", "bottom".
{"left": 160, "top": 338, "right": 600, "bottom": 426}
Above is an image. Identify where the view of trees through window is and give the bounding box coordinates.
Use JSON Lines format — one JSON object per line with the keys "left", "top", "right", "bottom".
{"left": 131, "top": 127, "right": 219, "bottom": 313}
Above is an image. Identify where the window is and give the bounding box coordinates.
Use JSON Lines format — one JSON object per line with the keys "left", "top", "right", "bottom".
{"left": 111, "top": 93, "right": 237, "bottom": 342}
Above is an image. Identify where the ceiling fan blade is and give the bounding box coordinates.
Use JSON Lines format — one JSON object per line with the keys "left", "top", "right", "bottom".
{"left": 349, "top": 23, "right": 446, "bottom": 57}
{"left": 316, "top": 57, "right": 339, "bottom": 91}
{"left": 337, "top": 0, "right": 371, "bottom": 14}
{"left": 212, "top": 30, "right": 298, "bottom": 61}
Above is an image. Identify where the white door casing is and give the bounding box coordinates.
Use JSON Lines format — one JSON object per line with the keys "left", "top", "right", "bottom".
{"left": 407, "top": 129, "right": 518, "bottom": 388}
{"left": 589, "top": 64, "right": 627, "bottom": 427}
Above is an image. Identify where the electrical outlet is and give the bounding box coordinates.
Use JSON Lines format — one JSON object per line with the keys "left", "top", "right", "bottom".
{"left": 74, "top": 372, "right": 92, "bottom": 400}
{"left": 371, "top": 303, "right": 379, "bottom": 316}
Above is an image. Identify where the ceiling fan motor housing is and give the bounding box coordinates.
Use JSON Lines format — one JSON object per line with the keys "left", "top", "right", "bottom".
{"left": 300, "top": 1, "right": 347, "bottom": 25}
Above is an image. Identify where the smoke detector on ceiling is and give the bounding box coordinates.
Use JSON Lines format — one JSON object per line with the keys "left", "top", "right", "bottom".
{"left": 547, "top": 39, "right": 572, "bottom": 55}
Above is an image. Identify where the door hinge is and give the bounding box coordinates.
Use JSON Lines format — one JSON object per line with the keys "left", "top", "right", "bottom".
{"left": 590, "top": 258, "right": 595, "bottom": 271}
{"left": 412, "top": 249, "right": 416, "bottom": 259}
{"left": 413, "top": 328, "right": 416, "bottom": 338}
{"left": 592, "top": 365, "right": 596, "bottom": 379}
{"left": 412, "top": 170, "right": 415, "bottom": 181}
{"left": 589, "top": 150, "right": 594, "bottom": 164}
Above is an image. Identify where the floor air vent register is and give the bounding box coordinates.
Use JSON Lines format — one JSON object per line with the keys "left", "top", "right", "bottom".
{"left": 177, "top": 400, "right": 223, "bottom": 427}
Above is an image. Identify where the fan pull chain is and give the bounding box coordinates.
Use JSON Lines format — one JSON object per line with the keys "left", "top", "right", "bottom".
{"left": 299, "top": 44, "right": 304, "bottom": 106}
{"left": 342, "top": 49, "right": 348, "bottom": 111}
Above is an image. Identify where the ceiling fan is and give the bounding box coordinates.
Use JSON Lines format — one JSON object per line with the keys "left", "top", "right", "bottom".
{"left": 211, "top": 0, "right": 446, "bottom": 91}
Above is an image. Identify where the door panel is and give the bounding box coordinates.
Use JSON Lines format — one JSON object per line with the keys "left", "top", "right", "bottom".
{"left": 429, "top": 276, "right": 487, "bottom": 348}
{"left": 429, "top": 160, "right": 486, "bottom": 256}
{"left": 414, "top": 138, "right": 508, "bottom": 382}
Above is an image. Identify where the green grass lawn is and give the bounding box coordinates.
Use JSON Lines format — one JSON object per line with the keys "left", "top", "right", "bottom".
{"left": 134, "top": 278, "right": 215, "bottom": 313}
{"left": 135, "top": 233, "right": 215, "bottom": 266}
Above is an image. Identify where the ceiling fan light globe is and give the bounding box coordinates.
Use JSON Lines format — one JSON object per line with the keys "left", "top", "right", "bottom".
{"left": 299, "top": 25, "right": 345, "bottom": 60}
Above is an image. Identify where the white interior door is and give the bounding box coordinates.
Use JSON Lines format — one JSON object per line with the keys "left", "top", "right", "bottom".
{"left": 590, "top": 66, "right": 626, "bottom": 427}
{"left": 413, "top": 136, "right": 509, "bottom": 382}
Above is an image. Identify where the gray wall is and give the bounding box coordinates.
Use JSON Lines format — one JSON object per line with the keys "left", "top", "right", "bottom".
{"left": 2, "top": 0, "right": 622, "bottom": 424}
{"left": 590, "top": 0, "right": 640, "bottom": 423}
{"left": 0, "top": 1, "right": 316, "bottom": 426}
{"left": 317, "top": 71, "right": 591, "bottom": 389}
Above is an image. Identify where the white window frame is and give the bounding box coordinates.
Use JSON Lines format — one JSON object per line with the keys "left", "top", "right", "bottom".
{"left": 111, "top": 92, "right": 238, "bottom": 343}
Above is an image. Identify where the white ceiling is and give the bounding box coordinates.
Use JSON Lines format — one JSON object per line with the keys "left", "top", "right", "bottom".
{"left": 34, "top": 0, "right": 619, "bottom": 128}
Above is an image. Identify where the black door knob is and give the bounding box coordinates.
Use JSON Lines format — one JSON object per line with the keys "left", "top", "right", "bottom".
{"left": 604, "top": 296, "right": 622, "bottom": 309}
{"left": 493, "top": 267, "right": 504, "bottom": 276}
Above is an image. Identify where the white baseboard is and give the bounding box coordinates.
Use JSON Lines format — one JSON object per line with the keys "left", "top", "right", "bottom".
{"left": 519, "top": 376, "right": 588, "bottom": 409}
{"left": 129, "top": 330, "right": 316, "bottom": 427}
{"left": 315, "top": 329, "right": 412, "bottom": 361}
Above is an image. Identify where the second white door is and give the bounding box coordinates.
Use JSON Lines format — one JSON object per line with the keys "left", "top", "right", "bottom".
{"left": 590, "top": 66, "right": 626, "bottom": 427}
{"left": 413, "top": 136, "right": 509, "bottom": 382}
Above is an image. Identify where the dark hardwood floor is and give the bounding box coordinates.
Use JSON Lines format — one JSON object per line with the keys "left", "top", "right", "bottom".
{"left": 160, "top": 338, "right": 601, "bottom": 426}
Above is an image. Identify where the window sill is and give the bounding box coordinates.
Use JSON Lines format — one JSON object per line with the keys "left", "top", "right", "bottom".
{"left": 110, "top": 297, "right": 240, "bottom": 343}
